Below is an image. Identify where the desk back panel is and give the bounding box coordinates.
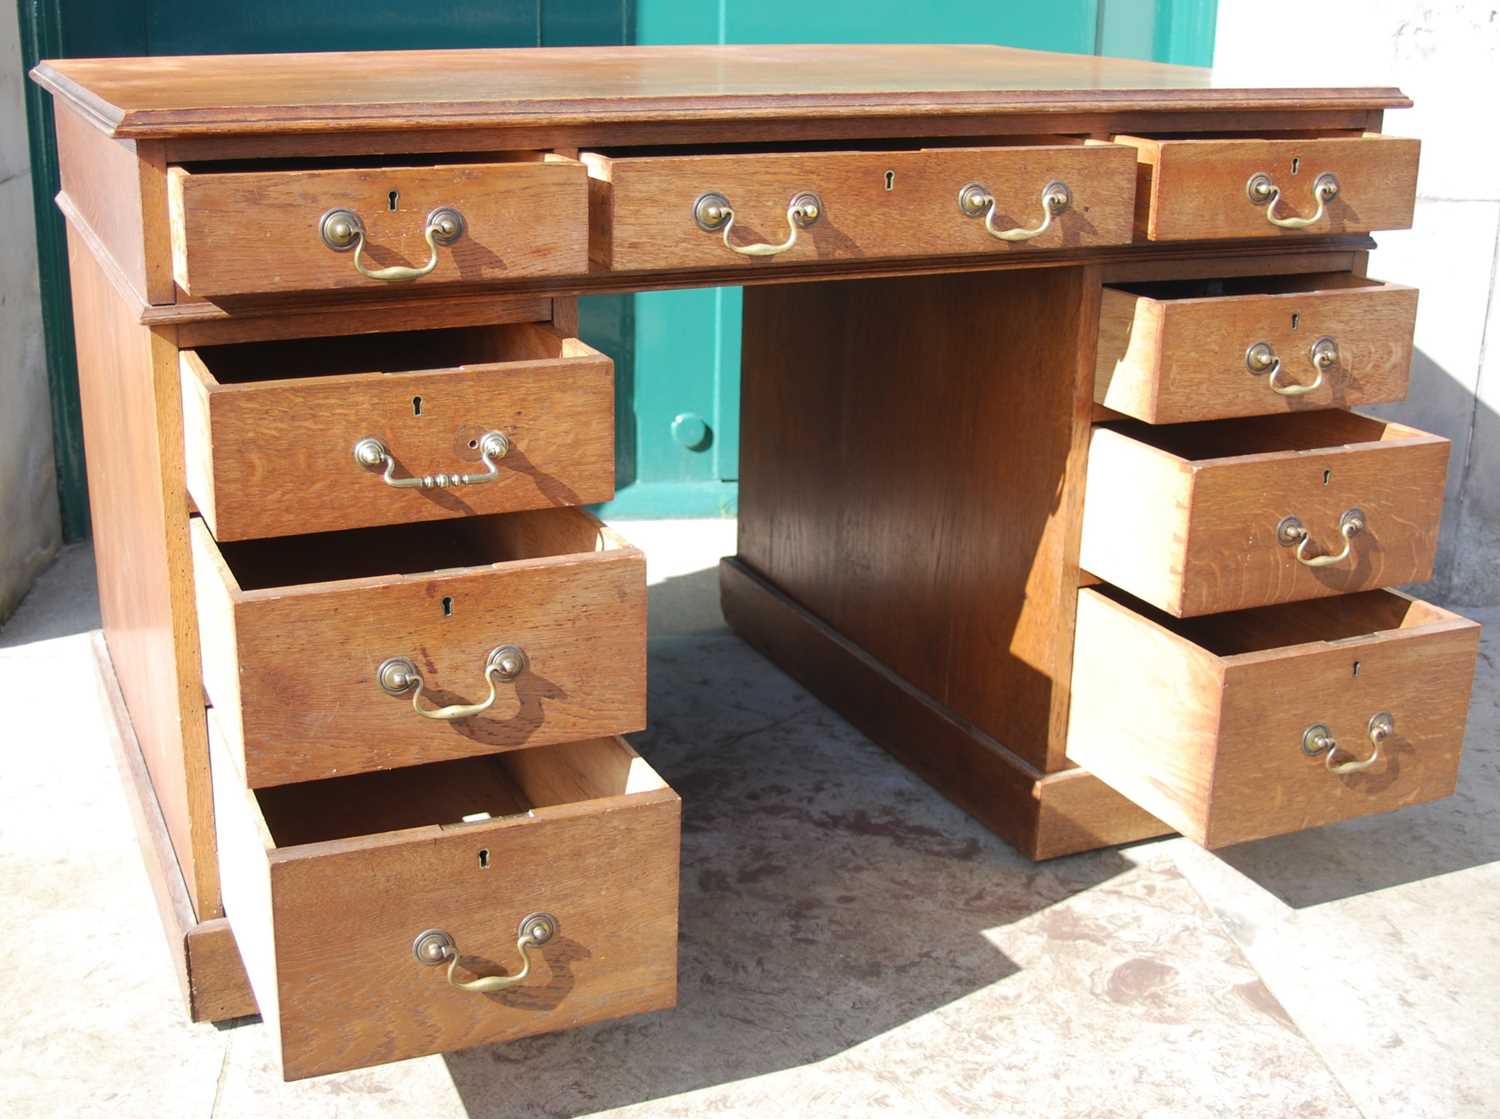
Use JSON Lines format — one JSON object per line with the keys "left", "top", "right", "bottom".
{"left": 738, "top": 267, "right": 1096, "bottom": 771}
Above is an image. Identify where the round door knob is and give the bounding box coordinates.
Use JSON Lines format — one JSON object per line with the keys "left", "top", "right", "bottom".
{"left": 671, "top": 412, "right": 710, "bottom": 451}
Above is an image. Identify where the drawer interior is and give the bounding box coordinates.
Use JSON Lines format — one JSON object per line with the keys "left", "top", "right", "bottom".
{"left": 1102, "top": 411, "right": 1419, "bottom": 461}
{"left": 253, "top": 736, "right": 667, "bottom": 847}
{"left": 1094, "top": 585, "right": 1449, "bottom": 658}
{"left": 212, "top": 506, "right": 625, "bottom": 591}
{"left": 192, "top": 322, "right": 586, "bottom": 386}
{"left": 1107, "top": 271, "right": 1385, "bottom": 302}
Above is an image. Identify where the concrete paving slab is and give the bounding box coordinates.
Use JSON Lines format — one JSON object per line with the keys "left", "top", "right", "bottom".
{"left": 2, "top": 522, "right": 1493, "bottom": 1117}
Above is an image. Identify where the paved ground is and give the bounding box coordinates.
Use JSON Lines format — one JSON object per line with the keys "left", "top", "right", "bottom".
{"left": 2, "top": 524, "right": 1496, "bottom": 1118}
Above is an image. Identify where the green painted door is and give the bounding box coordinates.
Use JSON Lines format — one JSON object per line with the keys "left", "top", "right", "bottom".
{"left": 595, "top": 0, "right": 1217, "bottom": 518}
{"left": 19, "top": 1, "right": 1216, "bottom": 537}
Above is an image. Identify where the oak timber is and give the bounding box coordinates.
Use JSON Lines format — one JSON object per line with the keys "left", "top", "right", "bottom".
{"left": 210, "top": 721, "right": 681, "bottom": 1080}
{"left": 1079, "top": 412, "right": 1449, "bottom": 617}
{"left": 584, "top": 143, "right": 1137, "bottom": 271}
{"left": 1066, "top": 588, "right": 1480, "bottom": 847}
{"left": 720, "top": 558, "right": 1169, "bottom": 859}
{"left": 737, "top": 269, "right": 1097, "bottom": 772}
{"left": 168, "top": 157, "right": 588, "bottom": 297}
{"left": 1095, "top": 272, "right": 1419, "bottom": 423}
{"left": 32, "top": 45, "right": 1410, "bottom": 142}
{"left": 66, "top": 232, "right": 219, "bottom": 916}
{"left": 1115, "top": 133, "right": 1420, "bottom": 241}
{"left": 92, "top": 635, "right": 255, "bottom": 1022}
{"left": 181, "top": 322, "right": 614, "bottom": 539}
{"left": 191, "top": 509, "right": 647, "bottom": 787}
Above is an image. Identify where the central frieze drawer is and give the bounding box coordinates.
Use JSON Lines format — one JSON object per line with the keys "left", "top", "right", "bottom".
{"left": 1080, "top": 411, "right": 1448, "bottom": 618}
{"left": 583, "top": 142, "right": 1137, "bottom": 271}
{"left": 190, "top": 507, "right": 646, "bottom": 787}
{"left": 1066, "top": 587, "right": 1479, "bottom": 848}
{"left": 181, "top": 322, "right": 614, "bottom": 541}
{"left": 210, "top": 727, "right": 681, "bottom": 1080}
{"left": 167, "top": 155, "right": 588, "bottom": 297}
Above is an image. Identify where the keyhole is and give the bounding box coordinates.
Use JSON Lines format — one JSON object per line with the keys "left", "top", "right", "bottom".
{"left": 1291, "top": 312, "right": 1301, "bottom": 331}
{"left": 1352, "top": 661, "right": 1361, "bottom": 677}
{"left": 442, "top": 596, "right": 453, "bottom": 617}
{"left": 884, "top": 169, "right": 895, "bottom": 191}
{"left": 478, "top": 849, "right": 490, "bottom": 869}
{"left": 412, "top": 395, "right": 423, "bottom": 416}
{"left": 388, "top": 189, "right": 400, "bottom": 211}
{"left": 1323, "top": 469, "right": 1332, "bottom": 485}
{"left": 1290, "top": 157, "right": 1301, "bottom": 175}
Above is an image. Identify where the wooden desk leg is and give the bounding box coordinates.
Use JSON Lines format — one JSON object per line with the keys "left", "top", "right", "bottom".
{"left": 728, "top": 269, "right": 1168, "bottom": 859}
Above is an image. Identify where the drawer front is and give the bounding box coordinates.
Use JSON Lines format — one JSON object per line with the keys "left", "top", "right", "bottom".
{"left": 168, "top": 158, "right": 588, "bottom": 297}
{"left": 1115, "top": 134, "right": 1419, "bottom": 242}
{"left": 191, "top": 511, "right": 647, "bottom": 787}
{"left": 584, "top": 143, "right": 1137, "bottom": 272}
{"left": 182, "top": 332, "right": 614, "bottom": 541}
{"left": 1096, "top": 276, "right": 1419, "bottom": 424}
{"left": 1081, "top": 414, "right": 1449, "bottom": 617}
{"left": 1066, "top": 588, "right": 1481, "bottom": 848}
{"left": 210, "top": 729, "right": 681, "bottom": 1080}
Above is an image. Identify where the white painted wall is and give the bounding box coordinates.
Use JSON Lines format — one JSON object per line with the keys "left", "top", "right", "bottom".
{"left": 0, "top": 3, "right": 60, "bottom": 622}
{"left": 1215, "top": 0, "right": 1500, "bottom": 605}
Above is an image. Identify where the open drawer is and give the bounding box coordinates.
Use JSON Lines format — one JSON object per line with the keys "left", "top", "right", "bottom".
{"left": 1066, "top": 587, "right": 1480, "bottom": 848}
{"left": 1112, "top": 132, "right": 1419, "bottom": 242}
{"left": 191, "top": 507, "right": 646, "bottom": 787}
{"left": 1095, "top": 272, "right": 1419, "bottom": 423}
{"left": 182, "top": 322, "right": 614, "bottom": 541}
{"left": 210, "top": 725, "right": 681, "bottom": 1079}
{"left": 1080, "top": 411, "right": 1449, "bottom": 617}
{"left": 583, "top": 140, "right": 1137, "bottom": 271}
{"left": 167, "top": 153, "right": 588, "bottom": 297}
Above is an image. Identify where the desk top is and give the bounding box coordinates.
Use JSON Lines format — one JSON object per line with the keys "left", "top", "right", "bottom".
{"left": 34, "top": 43, "right": 1409, "bottom": 141}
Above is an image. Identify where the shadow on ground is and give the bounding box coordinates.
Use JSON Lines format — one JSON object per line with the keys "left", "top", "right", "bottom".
{"left": 0, "top": 542, "right": 99, "bottom": 647}
{"left": 444, "top": 632, "right": 1134, "bottom": 1117}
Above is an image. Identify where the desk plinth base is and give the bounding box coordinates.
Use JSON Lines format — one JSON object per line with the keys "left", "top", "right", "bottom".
{"left": 92, "top": 632, "right": 258, "bottom": 1022}
{"left": 721, "top": 558, "right": 1169, "bottom": 859}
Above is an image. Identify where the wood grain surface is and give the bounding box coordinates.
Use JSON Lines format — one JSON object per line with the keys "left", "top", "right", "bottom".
{"left": 182, "top": 322, "right": 614, "bottom": 540}
{"left": 1081, "top": 411, "right": 1449, "bottom": 617}
{"left": 210, "top": 724, "right": 680, "bottom": 1080}
{"left": 1096, "top": 272, "right": 1419, "bottom": 422}
{"left": 54, "top": 101, "right": 173, "bottom": 305}
{"left": 66, "top": 232, "right": 220, "bottom": 916}
{"left": 168, "top": 157, "right": 587, "bottom": 297}
{"left": 1066, "top": 587, "right": 1481, "bottom": 847}
{"left": 585, "top": 143, "right": 1137, "bottom": 271}
{"left": 1117, "top": 132, "right": 1419, "bottom": 241}
{"left": 720, "top": 558, "right": 1169, "bottom": 859}
{"left": 32, "top": 45, "right": 1409, "bottom": 141}
{"left": 93, "top": 634, "right": 256, "bottom": 1022}
{"left": 192, "top": 508, "right": 647, "bottom": 787}
{"left": 738, "top": 269, "right": 1096, "bottom": 772}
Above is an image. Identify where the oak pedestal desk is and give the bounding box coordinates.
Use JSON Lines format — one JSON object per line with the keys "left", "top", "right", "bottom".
{"left": 32, "top": 44, "right": 1482, "bottom": 1079}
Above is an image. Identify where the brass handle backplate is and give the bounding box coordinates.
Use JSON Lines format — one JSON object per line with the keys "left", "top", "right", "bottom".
{"left": 1302, "top": 712, "right": 1395, "bottom": 774}
{"left": 1277, "top": 507, "right": 1365, "bottom": 568}
{"left": 354, "top": 431, "right": 510, "bottom": 489}
{"left": 958, "top": 180, "right": 1071, "bottom": 242}
{"left": 692, "top": 191, "right": 822, "bottom": 257}
{"left": 320, "top": 206, "right": 466, "bottom": 282}
{"left": 1247, "top": 171, "right": 1339, "bottom": 229}
{"left": 1246, "top": 336, "right": 1339, "bottom": 396}
{"left": 413, "top": 913, "right": 558, "bottom": 993}
{"left": 378, "top": 644, "right": 528, "bottom": 721}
